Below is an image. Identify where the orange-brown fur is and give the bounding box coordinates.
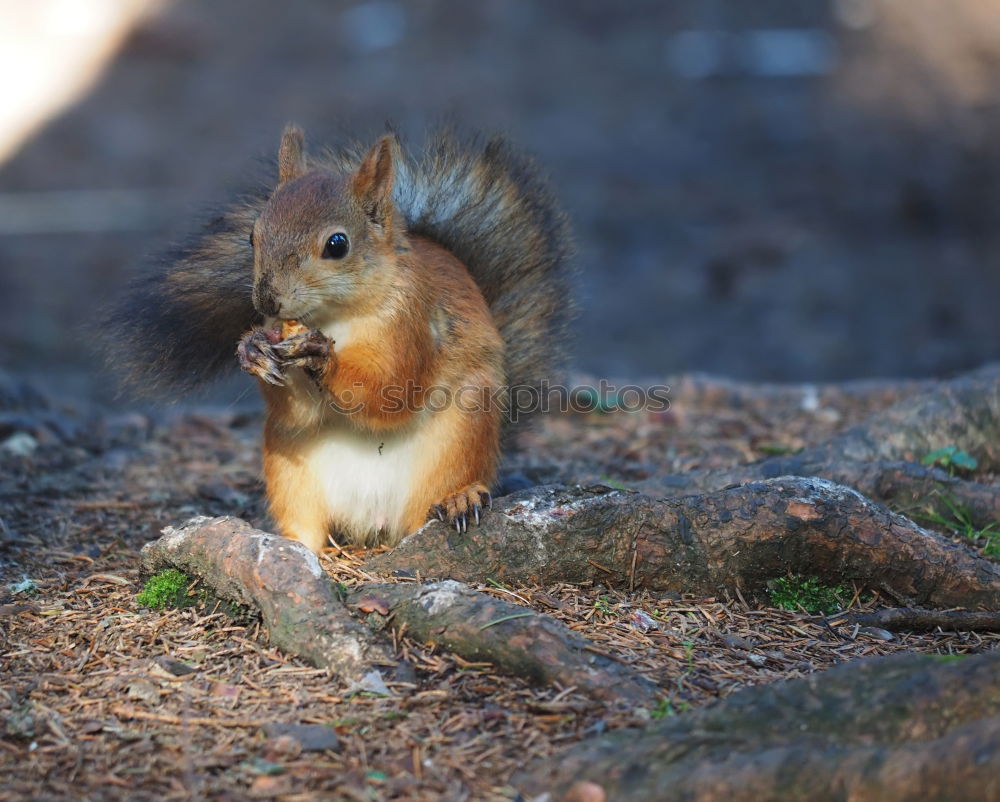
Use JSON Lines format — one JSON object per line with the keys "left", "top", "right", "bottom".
{"left": 251, "top": 129, "right": 504, "bottom": 552}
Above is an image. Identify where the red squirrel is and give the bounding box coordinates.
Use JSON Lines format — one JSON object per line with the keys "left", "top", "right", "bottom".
{"left": 111, "top": 126, "right": 572, "bottom": 553}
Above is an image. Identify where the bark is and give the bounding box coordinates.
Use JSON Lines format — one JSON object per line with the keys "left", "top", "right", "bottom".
{"left": 366, "top": 479, "right": 1000, "bottom": 608}
{"left": 139, "top": 517, "right": 655, "bottom": 704}
{"left": 140, "top": 516, "right": 396, "bottom": 680}
{"left": 515, "top": 650, "right": 1000, "bottom": 802}
{"left": 633, "top": 370, "right": 1000, "bottom": 530}
{"left": 638, "top": 461, "right": 1000, "bottom": 531}
{"left": 346, "top": 581, "right": 657, "bottom": 706}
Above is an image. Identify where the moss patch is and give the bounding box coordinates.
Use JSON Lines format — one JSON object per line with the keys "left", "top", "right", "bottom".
{"left": 767, "top": 576, "right": 850, "bottom": 615}
{"left": 136, "top": 569, "right": 204, "bottom": 610}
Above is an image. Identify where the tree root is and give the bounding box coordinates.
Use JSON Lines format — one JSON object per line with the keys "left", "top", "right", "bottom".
{"left": 133, "top": 367, "right": 1000, "bottom": 801}
{"left": 136, "top": 370, "right": 1000, "bottom": 712}
{"left": 365, "top": 478, "right": 1000, "bottom": 608}
{"left": 344, "top": 581, "right": 657, "bottom": 705}
{"left": 634, "top": 369, "right": 1000, "bottom": 531}
{"left": 832, "top": 606, "right": 1000, "bottom": 633}
{"left": 140, "top": 516, "right": 395, "bottom": 681}
{"left": 514, "top": 650, "right": 1000, "bottom": 802}
{"left": 140, "top": 516, "right": 656, "bottom": 704}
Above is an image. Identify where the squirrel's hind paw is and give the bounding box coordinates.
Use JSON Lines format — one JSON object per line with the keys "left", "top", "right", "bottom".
{"left": 430, "top": 483, "right": 492, "bottom": 533}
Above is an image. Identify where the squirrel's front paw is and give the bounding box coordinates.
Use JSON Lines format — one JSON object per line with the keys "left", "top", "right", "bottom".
{"left": 272, "top": 329, "right": 334, "bottom": 375}
{"left": 430, "top": 483, "right": 492, "bottom": 533}
{"left": 237, "top": 329, "right": 286, "bottom": 386}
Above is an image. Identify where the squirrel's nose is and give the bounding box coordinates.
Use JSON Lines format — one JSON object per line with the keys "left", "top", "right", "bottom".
{"left": 252, "top": 276, "right": 281, "bottom": 317}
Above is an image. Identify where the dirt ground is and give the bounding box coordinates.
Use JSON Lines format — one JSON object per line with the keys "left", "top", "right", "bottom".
{"left": 2, "top": 371, "right": 997, "bottom": 801}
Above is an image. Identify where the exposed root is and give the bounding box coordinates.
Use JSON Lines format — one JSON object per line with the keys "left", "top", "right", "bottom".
{"left": 515, "top": 650, "right": 1000, "bottom": 802}
{"left": 366, "top": 479, "right": 1000, "bottom": 609}
{"left": 140, "top": 516, "right": 656, "bottom": 705}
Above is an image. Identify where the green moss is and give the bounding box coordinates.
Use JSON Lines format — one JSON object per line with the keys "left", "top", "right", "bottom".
{"left": 651, "top": 697, "right": 674, "bottom": 719}
{"left": 136, "top": 569, "right": 203, "bottom": 610}
{"left": 598, "top": 475, "right": 629, "bottom": 491}
{"left": 592, "top": 594, "right": 615, "bottom": 615}
{"left": 767, "top": 576, "right": 850, "bottom": 615}
{"left": 928, "top": 653, "right": 967, "bottom": 663}
{"left": 912, "top": 492, "right": 1000, "bottom": 557}
{"left": 651, "top": 697, "right": 690, "bottom": 719}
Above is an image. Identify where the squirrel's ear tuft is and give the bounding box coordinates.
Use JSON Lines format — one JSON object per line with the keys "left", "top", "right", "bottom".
{"left": 277, "top": 124, "right": 307, "bottom": 185}
{"left": 351, "top": 135, "right": 398, "bottom": 226}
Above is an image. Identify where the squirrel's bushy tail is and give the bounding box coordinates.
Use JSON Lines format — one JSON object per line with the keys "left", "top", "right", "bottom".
{"left": 325, "top": 132, "right": 575, "bottom": 402}
{"left": 105, "top": 194, "right": 265, "bottom": 395}
{"left": 108, "top": 132, "right": 573, "bottom": 404}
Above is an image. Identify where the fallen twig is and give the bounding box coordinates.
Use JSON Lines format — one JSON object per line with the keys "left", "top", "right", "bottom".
{"left": 832, "top": 607, "right": 1000, "bottom": 633}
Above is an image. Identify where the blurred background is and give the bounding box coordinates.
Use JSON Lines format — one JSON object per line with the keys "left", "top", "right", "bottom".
{"left": 1, "top": 0, "right": 999, "bottom": 404}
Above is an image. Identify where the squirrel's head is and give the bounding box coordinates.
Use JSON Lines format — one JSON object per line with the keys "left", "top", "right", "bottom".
{"left": 250, "top": 125, "right": 403, "bottom": 321}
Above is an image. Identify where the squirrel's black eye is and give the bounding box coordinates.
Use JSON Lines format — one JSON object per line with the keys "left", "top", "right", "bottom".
{"left": 249, "top": 230, "right": 255, "bottom": 247}
{"left": 323, "top": 232, "right": 349, "bottom": 259}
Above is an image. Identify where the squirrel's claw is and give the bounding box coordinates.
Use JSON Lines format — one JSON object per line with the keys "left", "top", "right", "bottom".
{"left": 259, "top": 365, "right": 287, "bottom": 386}
{"left": 237, "top": 329, "right": 287, "bottom": 386}
{"left": 429, "top": 482, "right": 492, "bottom": 533}
{"left": 272, "top": 329, "right": 332, "bottom": 373}
{"left": 239, "top": 328, "right": 332, "bottom": 385}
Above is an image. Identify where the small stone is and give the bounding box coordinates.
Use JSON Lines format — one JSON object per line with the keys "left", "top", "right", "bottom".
{"left": 7, "top": 576, "right": 37, "bottom": 595}
{"left": 629, "top": 610, "right": 658, "bottom": 631}
{"left": 347, "top": 670, "right": 392, "bottom": 697}
{"left": 720, "top": 633, "right": 754, "bottom": 650}
{"left": 125, "top": 679, "right": 161, "bottom": 706}
{"left": 746, "top": 652, "right": 767, "bottom": 668}
{"left": 153, "top": 656, "right": 197, "bottom": 676}
{"left": 858, "top": 626, "right": 895, "bottom": 641}
{"left": 262, "top": 723, "right": 340, "bottom": 753}
{"left": 1, "top": 432, "right": 37, "bottom": 457}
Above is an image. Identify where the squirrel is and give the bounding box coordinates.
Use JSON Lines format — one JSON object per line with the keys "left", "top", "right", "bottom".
{"left": 110, "top": 125, "right": 573, "bottom": 554}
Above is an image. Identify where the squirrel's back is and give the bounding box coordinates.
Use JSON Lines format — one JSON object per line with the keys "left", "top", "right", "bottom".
{"left": 108, "top": 130, "right": 574, "bottom": 411}
{"left": 322, "top": 134, "right": 574, "bottom": 401}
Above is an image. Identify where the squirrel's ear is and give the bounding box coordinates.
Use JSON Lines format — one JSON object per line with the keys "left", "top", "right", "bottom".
{"left": 351, "top": 135, "right": 398, "bottom": 226}
{"left": 277, "top": 124, "right": 307, "bottom": 185}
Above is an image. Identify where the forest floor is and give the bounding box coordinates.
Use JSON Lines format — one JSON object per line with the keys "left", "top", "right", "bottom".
{"left": 1, "top": 372, "right": 997, "bottom": 801}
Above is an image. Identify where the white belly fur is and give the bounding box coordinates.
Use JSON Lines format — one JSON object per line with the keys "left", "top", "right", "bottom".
{"left": 303, "top": 418, "right": 426, "bottom": 543}
{"left": 273, "top": 312, "right": 438, "bottom": 544}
